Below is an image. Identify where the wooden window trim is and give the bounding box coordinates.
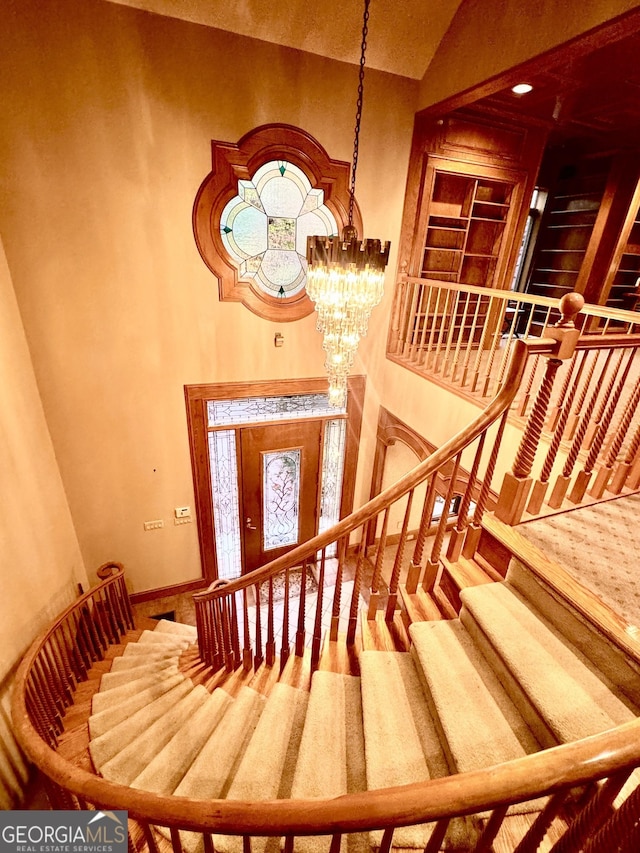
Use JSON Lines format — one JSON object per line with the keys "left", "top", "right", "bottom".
{"left": 185, "top": 375, "right": 366, "bottom": 583}
{"left": 193, "top": 124, "right": 362, "bottom": 322}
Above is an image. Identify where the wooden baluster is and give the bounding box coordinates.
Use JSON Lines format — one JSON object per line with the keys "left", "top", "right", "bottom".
{"left": 425, "top": 286, "right": 445, "bottom": 369}
{"left": 403, "top": 280, "right": 420, "bottom": 359}
{"left": 424, "top": 820, "right": 450, "bottom": 853}
{"left": 68, "top": 610, "right": 90, "bottom": 676}
{"left": 368, "top": 508, "right": 389, "bottom": 618}
{"left": 449, "top": 289, "right": 472, "bottom": 383}
{"left": 495, "top": 356, "right": 562, "bottom": 523}
{"left": 447, "top": 433, "right": 486, "bottom": 561}
{"left": 46, "top": 636, "right": 72, "bottom": 707}
{"left": 549, "top": 770, "right": 632, "bottom": 853}
{"left": 194, "top": 600, "right": 206, "bottom": 663}
{"left": 470, "top": 295, "right": 495, "bottom": 393}
{"left": 494, "top": 299, "right": 524, "bottom": 390}
{"left": 328, "top": 537, "right": 346, "bottom": 641}
{"left": 528, "top": 350, "right": 587, "bottom": 514}
{"left": 463, "top": 411, "right": 508, "bottom": 557}
{"left": 405, "top": 477, "right": 438, "bottom": 592}
{"left": 410, "top": 282, "right": 428, "bottom": 364}
{"left": 97, "top": 588, "right": 119, "bottom": 645}
{"left": 347, "top": 532, "right": 367, "bottom": 645}
{"left": 569, "top": 347, "right": 636, "bottom": 503}
{"left": 481, "top": 297, "right": 506, "bottom": 397}
{"left": 231, "top": 591, "right": 241, "bottom": 668}
{"left": 612, "top": 418, "right": 640, "bottom": 491}
{"left": 441, "top": 289, "right": 461, "bottom": 377}
{"left": 416, "top": 284, "right": 434, "bottom": 367}
{"left": 385, "top": 490, "right": 414, "bottom": 620}
{"left": 378, "top": 828, "right": 395, "bottom": 853}
{"left": 460, "top": 292, "right": 484, "bottom": 387}
{"left": 254, "top": 582, "right": 263, "bottom": 669}
{"left": 220, "top": 598, "right": 235, "bottom": 672}
{"left": 242, "top": 587, "right": 253, "bottom": 671}
{"left": 517, "top": 354, "right": 541, "bottom": 417}
{"left": 591, "top": 366, "right": 640, "bottom": 497}
{"left": 311, "top": 549, "right": 326, "bottom": 671}
{"left": 389, "top": 277, "right": 408, "bottom": 356}
{"left": 563, "top": 349, "right": 599, "bottom": 441}
{"left": 265, "top": 576, "right": 276, "bottom": 667}
{"left": 582, "top": 348, "right": 625, "bottom": 449}
{"left": 432, "top": 289, "right": 455, "bottom": 374}
{"left": 549, "top": 349, "right": 613, "bottom": 507}
{"left": 280, "top": 569, "right": 290, "bottom": 669}
{"left": 51, "top": 629, "right": 76, "bottom": 697}
{"left": 295, "top": 560, "right": 308, "bottom": 657}
{"left": 424, "top": 454, "right": 460, "bottom": 591}
{"left": 545, "top": 352, "right": 578, "bottom": 432}
{"left": 513, "top": 791, "right": 571, "bottom": 853}
{"left": 213, "top": 598, "right": 225, "bottom": 670}
{"left": 328, "top": 835, "right": 341, "bottom": 853}
{"left": 475, "top": 804, "right": 509, "bottom": 853}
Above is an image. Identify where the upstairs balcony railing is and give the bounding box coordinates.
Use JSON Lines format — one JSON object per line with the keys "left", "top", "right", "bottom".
{"left": 388, "top": 278, "right": 640, "bottom": 521}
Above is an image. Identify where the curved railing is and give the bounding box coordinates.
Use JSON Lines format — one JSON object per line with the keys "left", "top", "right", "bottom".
{"left": 11, "top": 307, "right": 640, "bottom": 851}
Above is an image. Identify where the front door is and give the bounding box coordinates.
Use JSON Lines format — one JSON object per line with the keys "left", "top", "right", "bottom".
{"left": 240, "top": 420, "right": 323, "bottom": 573}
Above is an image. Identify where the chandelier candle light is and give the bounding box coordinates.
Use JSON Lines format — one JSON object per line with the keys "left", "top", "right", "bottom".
{"left": 306, "top": 0, "right": 390, "bottom": 407}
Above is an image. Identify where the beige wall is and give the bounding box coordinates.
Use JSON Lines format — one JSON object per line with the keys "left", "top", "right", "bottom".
{"left": 0, "top": 235, "right": 87, "bottom": 803}
{"left": 0, "top": 0, "right": 417, "bottom": 593}
{"left": 419, "top": 0, "right": 640, "bottom": 110}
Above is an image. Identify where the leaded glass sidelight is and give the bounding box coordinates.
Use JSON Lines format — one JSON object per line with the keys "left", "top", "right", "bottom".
{"left": 263, "top": 448, "right": 302, "bottom": 551}
{"left": 208, "top": 430, "right": 242, "bottom": 579}
{"left": 220, "top": 161, "right": 338, "bottom": 299}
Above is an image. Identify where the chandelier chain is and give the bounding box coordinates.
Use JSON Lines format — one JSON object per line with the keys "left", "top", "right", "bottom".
{"left": 348, "top": 0, "right": 371, "bottom": 229}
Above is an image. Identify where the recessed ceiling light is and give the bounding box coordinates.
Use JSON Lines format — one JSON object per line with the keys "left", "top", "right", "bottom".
{"left": 512, "top": 83, "right": 533, "bottom": 95}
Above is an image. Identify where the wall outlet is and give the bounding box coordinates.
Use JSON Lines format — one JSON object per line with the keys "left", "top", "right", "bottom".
{"left": 144, "top": 519, "right": 164, "bottom": 531}
{"left": 175, "top": 506, "right": 191, "bottom": 518}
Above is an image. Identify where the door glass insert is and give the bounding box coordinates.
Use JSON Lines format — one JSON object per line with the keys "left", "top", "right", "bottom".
{"left": 208, "top": 430, "right": 242, "bottom": 579}
{"left": 319, "top": 418, "right": 347, "bottom": 538}
{"left": 263, "top": 449, "right": 301, "bottom": 551}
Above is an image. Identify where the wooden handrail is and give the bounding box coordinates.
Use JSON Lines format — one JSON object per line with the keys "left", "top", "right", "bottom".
{"left": 399, "top": 276, "right": 640, "bottom": 325}
{"left": 195, "top": 337, "right": 537, "bottom": 604}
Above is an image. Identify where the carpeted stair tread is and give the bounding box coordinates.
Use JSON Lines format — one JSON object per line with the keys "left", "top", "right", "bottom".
{"left": 409, "top": 619, "right": 541, "bottom": 776}
{"left": 153, "top": 619, "right": 198, "bottom": 639}
{"left": 460, "top": 582, "right": 637, "bottom": 745}
{"left": 173, "top": 686, "right": 266, "bottom": 801}
{"left": 213, "top": 684, "right": 310, "bottom": 853}
{"left": 100, "top": 685, "right": 210, "bottom": 785}
{"left": 89, "top": 679, "right": 194, "bottom": 767}
{"left": 121, "top": 642, "right": 184, "bottom": 660}
{"left": 505, "top": 559, "right": 640, "bottom": 708}
{"left": 131, "top": 689, "right": 234, "bottom": 795}
{"left": 89, "top": 673, "right": 186, "bottom": 737}
{"left": 99, "top": 657, "right": 179, "bottom": 688}
{"left": 359, "top": 651, "right": 448, "bottom": 849}
{"left": 92, "top": 667, "right": 181, "bottom": 711}
{"left": 111, "top": 649, "right": 180, "bottom": 669}
{"left": 289, "top": 672, "right": 367, "bottom": 853}
{"left": 136, "top": 629, "right": 193, "bottom": 650}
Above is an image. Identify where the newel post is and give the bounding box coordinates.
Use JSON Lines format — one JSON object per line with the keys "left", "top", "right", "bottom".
{"left": 494, "top": 292, "right": 584, "bottom": 525}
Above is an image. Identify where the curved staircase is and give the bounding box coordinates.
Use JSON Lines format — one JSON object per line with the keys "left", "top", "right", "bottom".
{"left": 13, "top": 318, "right": 640, "bottom": 851}
{"left": 55, "top": 557, "right": 638, "bottom": 853}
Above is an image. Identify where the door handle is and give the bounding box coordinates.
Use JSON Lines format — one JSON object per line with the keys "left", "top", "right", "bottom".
{"left": 245, "top": 517, "right": 257, "bottom": 530}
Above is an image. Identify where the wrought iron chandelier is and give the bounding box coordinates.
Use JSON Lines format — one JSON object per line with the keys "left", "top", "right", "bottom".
{"left": 306, "top": 0, "right": 390, "bottom": 407}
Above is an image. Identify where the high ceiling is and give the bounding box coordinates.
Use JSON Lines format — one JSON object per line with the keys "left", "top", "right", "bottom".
{"left": 105, "top": 0, "right": 465, "bottom": 80}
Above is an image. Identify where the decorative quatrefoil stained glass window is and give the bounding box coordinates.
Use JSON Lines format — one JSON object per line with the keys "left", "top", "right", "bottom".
{"left": 219, "top": 161, "right": 338, "bottom": 300}
{"left": 192, "top": 124, "right": 360, "bottom": 322}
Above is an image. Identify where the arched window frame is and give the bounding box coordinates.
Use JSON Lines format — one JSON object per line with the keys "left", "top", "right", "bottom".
{"left": 193, "top": 124, "right": 362, "bottom": 322}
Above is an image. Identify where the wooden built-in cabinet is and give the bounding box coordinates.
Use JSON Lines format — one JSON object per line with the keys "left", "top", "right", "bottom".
{"left": 396, "top": 108, "right": 548, "bottom": 290}
{"left": 602, "top": 179, "right": 640, "bottom": 312}
{"left": 421, "top": 167, "right": 515, "bottom": 287}
{"left": 526, "top": 157, "right": 611, "bottom": 304}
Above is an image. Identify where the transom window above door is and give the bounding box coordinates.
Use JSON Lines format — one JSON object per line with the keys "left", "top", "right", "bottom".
{"left": 193, "top": 124, "right": 362, "bottom": 322}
